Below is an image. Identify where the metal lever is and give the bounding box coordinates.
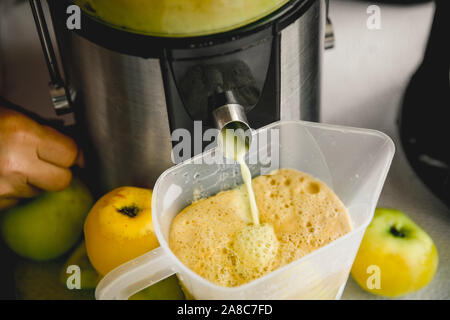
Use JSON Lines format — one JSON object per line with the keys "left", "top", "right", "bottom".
{"left": 29, "top": 0, "right": 74, "bottom": 115}
{"left": 324, "top": 0, "right": 334, "bottom": 50}
{"left": 325, "top": 17, "right": 335, "bottom": 50}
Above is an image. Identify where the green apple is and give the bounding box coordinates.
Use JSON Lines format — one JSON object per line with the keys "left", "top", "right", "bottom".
{"left": 1, "top": 178, "right": 93, "bottom": 261}
{"left": 74, "top": 0, "right": 288, "bottom": 36}
{"left": 15, "top": 257, "right": 94, "bottom": 300}
{"left": 351, "top": 208, "right": 438, "bottom": 297}
{"left": 60, "top": 241, "right": 101, "bottom": 290}
{"left": 129, "top": 276, "right": 185, "bottom": 300}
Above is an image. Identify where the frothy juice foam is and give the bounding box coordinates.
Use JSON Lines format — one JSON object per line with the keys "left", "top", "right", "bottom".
{"left": 169, "top": 130, "right": 352, "bottom": 287}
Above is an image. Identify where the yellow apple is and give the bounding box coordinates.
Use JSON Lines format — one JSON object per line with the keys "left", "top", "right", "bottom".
{"left": 84, "top": 187, "right": 159, "bottom": 276}
{"left": 351, "top": 208, "right": 438, "bottom": 297}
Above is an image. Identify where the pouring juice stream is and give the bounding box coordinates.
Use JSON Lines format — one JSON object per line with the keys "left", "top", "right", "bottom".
{"left": 221, "top": 127, "right": 260, "bottom": 225}
{"left": 220, "top": 126, "right": 279, "bottom": 280}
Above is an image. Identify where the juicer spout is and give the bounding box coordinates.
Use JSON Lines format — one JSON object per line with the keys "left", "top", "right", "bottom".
{"left": 210, "top": 90, "right": 252, "bottom": 135}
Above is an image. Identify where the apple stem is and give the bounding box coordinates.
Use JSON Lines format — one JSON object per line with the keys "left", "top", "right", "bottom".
{"left": 390, "top": 225, "right": 405, "bottom": 238}
{"left": 117, "top": 205, "right": 141, "bottom": 218}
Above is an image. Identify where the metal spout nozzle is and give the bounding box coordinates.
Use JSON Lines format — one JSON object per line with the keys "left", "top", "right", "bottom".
{"left": 212, "top": 103, "right": 251, "bottom": 134}
{"left": 210, "top": 90, "right": 251, "bottom": 135}
{"left": 210, "top": 89, "right": 252, "bottom": 158}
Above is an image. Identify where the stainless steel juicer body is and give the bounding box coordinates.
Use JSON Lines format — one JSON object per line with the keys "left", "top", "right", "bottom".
{"left": 37, "top": 0, "right": 326, "bottom": 192}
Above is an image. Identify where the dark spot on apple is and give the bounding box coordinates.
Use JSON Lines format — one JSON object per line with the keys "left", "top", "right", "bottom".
{"left": 83, "top": 2, "right": 96, "bottom": 14}
{"left": 118, "top": 205, "right": 141, "bottom": 218}
{"left": 390, "top": 225, "right": 406, "bottom": 238}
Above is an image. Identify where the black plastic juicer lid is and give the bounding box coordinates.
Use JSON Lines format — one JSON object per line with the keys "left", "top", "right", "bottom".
{"left": 51, "top": 0, "right": 314, "bottom": 58}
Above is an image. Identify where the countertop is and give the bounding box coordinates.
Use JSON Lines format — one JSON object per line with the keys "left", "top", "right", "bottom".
{"left": 1, "top": 0, "right": 449, "bottom": 299}
{"left": 324, "top": 0, "right": 449, "bottom": 300}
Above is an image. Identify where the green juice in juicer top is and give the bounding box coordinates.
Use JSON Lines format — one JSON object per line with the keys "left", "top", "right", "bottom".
{"left": 74, "top": 0, "right": 290, "bottom": 37}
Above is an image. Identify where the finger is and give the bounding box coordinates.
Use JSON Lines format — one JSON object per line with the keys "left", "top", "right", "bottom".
{"left": 26, "top": 160, "right": 73, "bottom": 192}
{"left": 76, "top": 149, "right": 85, "bottom": 168}
{"left": 37, "top": 125, "right": 79, "bottom": 168}
{"left": 0, "top": 175, "right": 41, "bottom": 198}
{"left": 0, "top": 198, "right": 19, "bottom": 211}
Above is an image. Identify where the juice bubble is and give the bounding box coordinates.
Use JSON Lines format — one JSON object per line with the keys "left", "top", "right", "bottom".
{"left": 232, "top": 223, "right": 279, "bottom": 281}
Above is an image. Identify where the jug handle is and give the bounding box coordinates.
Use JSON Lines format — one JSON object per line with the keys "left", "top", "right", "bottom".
{"left": 95, "top": 247, "right": 176, "bottom": 300}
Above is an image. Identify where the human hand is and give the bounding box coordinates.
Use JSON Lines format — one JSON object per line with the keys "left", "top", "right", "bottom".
{"left": 0, "top": 106, "right": 82, "bottom": 210}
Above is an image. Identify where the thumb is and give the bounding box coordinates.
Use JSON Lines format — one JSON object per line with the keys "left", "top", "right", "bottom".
{"left": 0, "top": 198, "right": 19, "bottom": 211}
{"left": 75, "top": 149, "right": 85, "bottom": 168}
